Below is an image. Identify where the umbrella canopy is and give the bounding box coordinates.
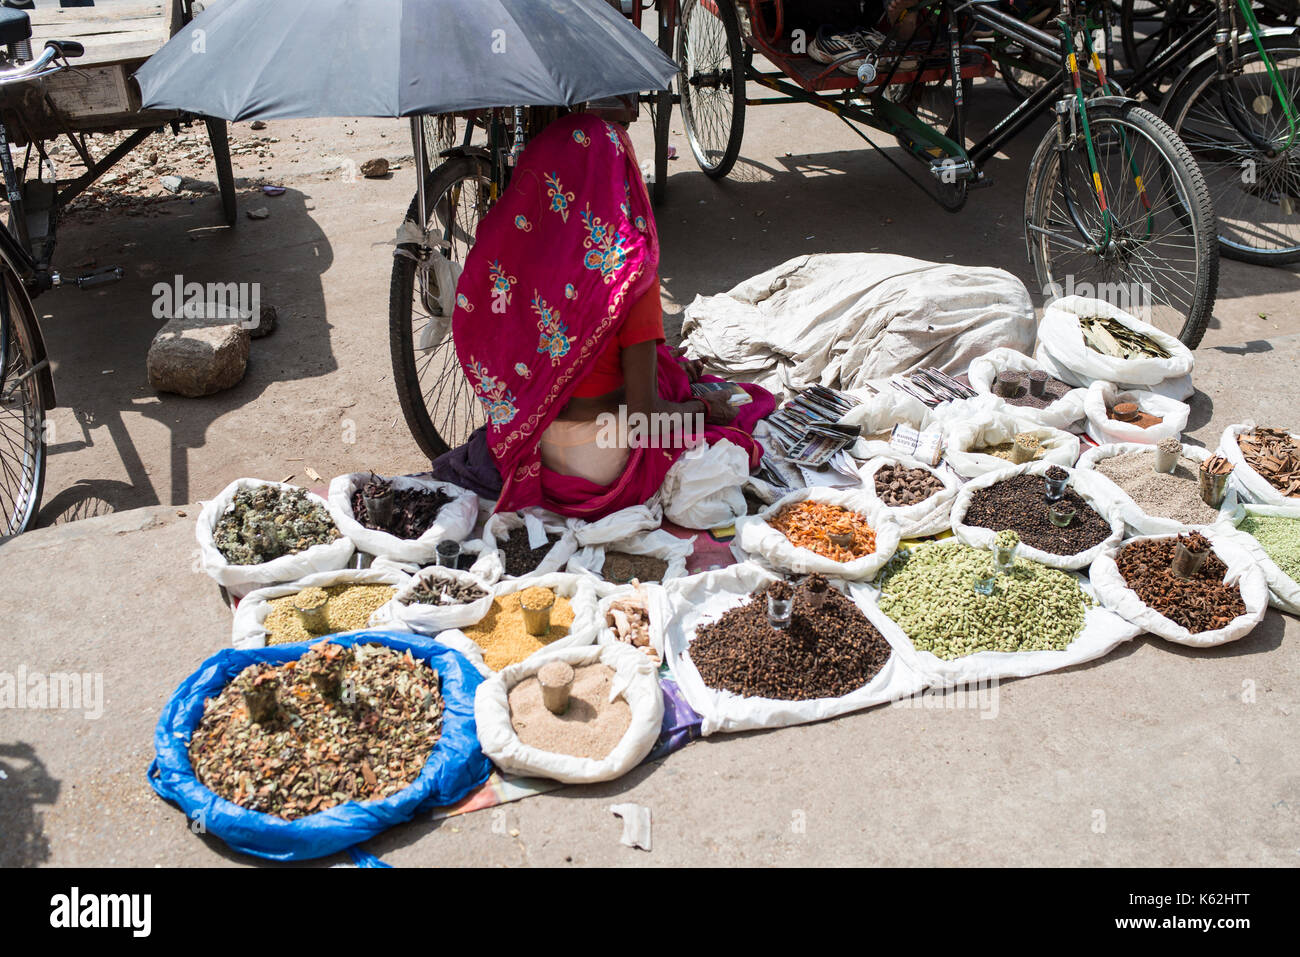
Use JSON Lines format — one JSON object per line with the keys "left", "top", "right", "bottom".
{"left": 135, "top": 0, "right": 677, "bottom": 121}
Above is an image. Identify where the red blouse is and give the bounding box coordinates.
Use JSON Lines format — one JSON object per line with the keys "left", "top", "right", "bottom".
{"left": 570, "top": 278, "right": 665, "bottom": 398}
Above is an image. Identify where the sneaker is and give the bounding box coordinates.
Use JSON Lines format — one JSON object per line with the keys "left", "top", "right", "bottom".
{"left": 840, "top": 33, "right": 920, "bottom": 76}
{"left": 808, "top": 25, "right": 871, "bottom": 65}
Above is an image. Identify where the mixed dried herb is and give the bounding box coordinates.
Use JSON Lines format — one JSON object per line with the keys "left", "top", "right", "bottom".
{"left": 350, "top": 477, "right": 455, "bottom": 538}
{"left": 214, "top": 485, "right": 341, "bottom": 565}
{"left": 189, "top": 642, "right": 444, "bottom": 820}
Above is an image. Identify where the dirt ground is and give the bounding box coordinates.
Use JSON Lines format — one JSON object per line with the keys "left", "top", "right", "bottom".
{"left": 29, "top": 81, "right": 1300, "bottom": 526}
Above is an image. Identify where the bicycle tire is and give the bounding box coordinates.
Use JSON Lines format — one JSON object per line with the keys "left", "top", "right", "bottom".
{"left": 0, "top": 267, "right": 46, "bottom": 536}
{"left": 389, "top": 154, "right": 492, "bottom": 461}
{"left": 205, "top": 118, "right": 237, "bottom": 227}
{"left": 1162, "top": 34, "right": 1300, "bottom": 264}
{"left": 1024, "top": 100, "right": 1218, "bottom": 348}
{"left": 677, "top": 0, "right": 746, "bottom": 179}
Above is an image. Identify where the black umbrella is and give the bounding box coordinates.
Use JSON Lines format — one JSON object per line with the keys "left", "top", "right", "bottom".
{"left": 135, "top": 0, "right": 677, "bottom": 121}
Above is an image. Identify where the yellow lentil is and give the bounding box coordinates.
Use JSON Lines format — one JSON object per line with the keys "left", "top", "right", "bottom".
{"left": 463, "top": 591, "right": 574, "bottom": 671}
{"left": 518, "top": 586, "right": 555, "bottom": 611}
{"left": 263, "top": 584, "right": 396, "bottom": 645}
{"left": 978, "top": 432, "right": 1044, "bottom": 462}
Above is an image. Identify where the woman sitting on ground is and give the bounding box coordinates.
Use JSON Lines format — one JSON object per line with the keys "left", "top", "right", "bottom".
{"left": 436, "top": 111, "right": 774, "bottom": 520}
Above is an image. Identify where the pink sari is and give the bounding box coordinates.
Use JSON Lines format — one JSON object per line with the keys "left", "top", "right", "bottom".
{"left": 451, "top": 114, "right": 772, "bottom": 519}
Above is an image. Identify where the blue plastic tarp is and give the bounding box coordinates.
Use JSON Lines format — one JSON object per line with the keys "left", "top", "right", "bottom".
{"left": 148, "top": 630, "right": 492, "bottom": 862}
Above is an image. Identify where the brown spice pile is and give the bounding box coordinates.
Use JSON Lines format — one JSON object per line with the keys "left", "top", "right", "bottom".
{"left": 1238, "top": 428, "right": 1300, "bottom": 497}
{"left": 1115, "top": 533, "right": 1246, "bottom": 633}
{"left": 463, "top": 591, "right": 575, "bottom": 670}
{"left": 263, "top": 584, "right": 396, "bottom": 644}
{"left": 689, "top": 584, "right": 891, "bottom": 700}
{"left": 189, "top": 643, "right": 444, "bottom": 820}
{"left": 963, "top": 474, "right": 1112, "bottom": 556}
{"left": 502, "top": 526, "right": 562, "bottom": 576}
{"left": 602, "top": 551, "right": 669, "bottom": 583}
{"left": 874, "top": 463, "right": 945, "bottom": 507}
{"left": 508, "top": 663, "right": 631, "bottom": 760}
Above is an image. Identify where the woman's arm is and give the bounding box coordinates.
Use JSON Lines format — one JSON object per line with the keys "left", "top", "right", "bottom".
{"left": 622, "top": 340, "right": 735, "bottom": 425}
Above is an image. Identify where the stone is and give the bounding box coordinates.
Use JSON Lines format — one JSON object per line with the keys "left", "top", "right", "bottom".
{"left": 147, "top": 316, "right": 250, "bottom": 397}
{"left": 250, "top": 303, "right": 277, "bottom": 340}
{"left": 246, "top": 206, "right": 270, "bottom": 220}
{"left": 360, "top": 157, "right": 389, "bottom": 178}
{"left": 250, "top": 119, "right": 267, "bottom": 131}
{"left": 160, "top": 175, "right": 183, "bottom": 193}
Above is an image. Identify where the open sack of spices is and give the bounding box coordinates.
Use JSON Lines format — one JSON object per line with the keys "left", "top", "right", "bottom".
{"left": 1219, "top": 503, "right": 1300, "bottom": 616}
{"left": 950, "top": 462, "right": 1124, "bottom": 570}
{"left": 1083, "top": 382, "right": 1189, "bottom": 446}
{"left": 662, "top": 563, "right": 926, "bottom": 735}
{"left": 568, "top": 528, "right": 695, "bottom": 585}
{"left": 473, "top": 509, "right": 578, "bottom": 582}
{"left": 941, "top": 410, "right": 1080, "bottom": 478}
{"left": 1218, "top": 423, "right": 1300, "bottom": 506}
{"left": 965, "top": 347, "right": 1088, "bottom": 430}
{"left": 197, "top": 479, "right": 355, "bottom": 599}
{"left": 869, "top": 539, "right": 1141, "bottom": 684}
{"left": 230, "top": 564, "right": 412, "bottom": 649}
{"left": 1090, "top": 532, "right": 1269, "bottom": 647}
{"left": 438, "top": 573, "right": 600, "bottom": 677}
{"left": 147, "top": 631, "right": 492, "bottom": 862}
{"left": 859, "top": 454, "right": 963, "bottom": 539}
{"left": 474, "top": 643, "right": 664, "bottom": 784}
{"left": 735, "top": 487, "right": 901, "bottom": 581}
{"left": 597, "top": 582, "right": 670, "bottom": 664}
{"left": 1034, "top": 296, "right": 1195, "bottom": 400}
{"left": 1076, "top": 442, "right": 1236, "bottom": 535}
{"left": 326, "top": 472, "right": 478, "bottom": 565}
{"left": 382, "top": 566, "right": 497, "bottom": 636}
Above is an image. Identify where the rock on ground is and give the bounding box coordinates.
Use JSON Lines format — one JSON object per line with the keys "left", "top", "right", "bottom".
{"left": 147, "top": 317, "right": 250, "bottom": 397}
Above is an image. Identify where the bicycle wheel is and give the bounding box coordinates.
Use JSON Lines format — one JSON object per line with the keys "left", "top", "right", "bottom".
{"left": 205, "top": 118, "right": 237, "bottom": 226}
{"left": 1164, "top": 35, "right": 1300, "bottom": 264}
{"left": 1120, "top": 0, "right": 1211, "bottom": 97}
{"left": 677, "top": 0, "right": 746, "bottom": 178}
{"left": 0, "top": 269, "right": 46, "bottom": 536}
{"left": 389, "top": 154, "right": 492, "bottom": 461}
{"left": 1025, "top": 101, "right": 1218, "bottom": 347}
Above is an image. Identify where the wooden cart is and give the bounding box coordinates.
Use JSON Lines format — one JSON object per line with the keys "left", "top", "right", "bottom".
{"left": 0, "top": 0, "right": 235, "bottom": 279}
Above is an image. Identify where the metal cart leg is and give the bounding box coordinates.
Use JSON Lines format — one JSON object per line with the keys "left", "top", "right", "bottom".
{"left": 205, "top": 117, "right": 237, "bottom": 226}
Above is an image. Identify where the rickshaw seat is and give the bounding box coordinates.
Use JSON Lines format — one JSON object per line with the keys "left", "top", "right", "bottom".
{"left": 0, "top": 8, "right": 31, "bottom": 47}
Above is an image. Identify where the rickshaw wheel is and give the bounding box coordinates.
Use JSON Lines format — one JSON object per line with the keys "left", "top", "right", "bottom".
{"left": 650, "top": 11, "right": 674, "bottom": 206}
{"left": 677, "top": 0, "right": 746, "bottom": 179}
{"left": 390, "top": 155, "right": 492, "bottom": 461}
{"left": 205, "top": 118, "right": 237, "bottom": 226}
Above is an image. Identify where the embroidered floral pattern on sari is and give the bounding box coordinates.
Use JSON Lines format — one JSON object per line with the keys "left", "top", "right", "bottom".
{"left": 514, "top": 215, "right": 532, "bottom": 232}
{"left": 545, "top": 172, "right": 574, "bottom": 222}
{"left": 488, "top": 259, "right": 517, "bottom": 305}
{"left": 456, "top": 292, "right": 474, "bottom": 313}
{"left": 532, "top": 293, "right": 571, "bottom": 364}
{"left": 467, "top": 358, "right": 519, "bottom": 425}
{"left": 605, "top": 122, "right": 624, "bottom": 154}
{"left": 514, "top": 362, "right": 532, "bottom": 379}
{"left": 580, "top": 205, "right": 628, "bottom": 282}
{"left": 572, "top": 129, "right": 591, "bottom": 148}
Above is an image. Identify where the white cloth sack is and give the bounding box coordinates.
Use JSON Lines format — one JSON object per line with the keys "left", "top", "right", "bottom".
{"left": 1082, "top": 382, "right": 1189, "bottom": 445}
{"left": 839, "top": 387, "right": 933, "bottom": 459}
{"left": 474, "top": 509, "right": 579, "bottom": 581}
{"left": 941, "top": 411, "right": 1080, "bottom": 478}
{"left": 950, "top": 462, "right": 1125, "bottom": 570}
{"left": 571, "top": 503, "right": 663, "bottom": 548}
{"left": 659, "top": 439, "right": 749, "bottom": 529}
{"left": 1075, "top": 442, "right": 1236, "bottom": 535}
{"left": 443, "top": 572, "right": 601, "bottom": 676}
{"left": 858, "top": 454, "right": 963, "bottom": 539}
{"left": 1034, "top": 296, "right": 1195, "bottom": 400}
{"left": 1220, "top": 502, "right": 1300, "bottom": 615}
{"left": 965, "top": 347, "right": 1088, "bottom": 430}
{"left": 735, "top": 486, "right": 901, "bottom": 580}
{"left": 1090, "top": 533, "right": 1269, "bottom": 647}
{"left": 1217, "top": 422, "right": 1300, "bottom": 506}
{"left": 229, "top": 564, "right": 412, "bottom": 649}
{"left": 868, "top": 543, "right": 1142, "bottom": 684}
{"left": 568, "top": 528, "right": 695, "bottom": 582}
{"left": 197, "top": 478, "right": 356, "bottom": 599}
{"left": 596, "top": 583, "right": 672, "bottom": 664}
{"left": 381, "top": 566, "right": 497, "bottom": 635}
{"left": 662, "top": 563, "right": 929, "bottom": 735}
{"left": 474, "top": 643, "right": 664, "bottom": 784}
{"left": 326, "top": 472, "right": 478, "bottom": 565}
{"left": 678, "top": 253, "right": 1035, "bottom": 395}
